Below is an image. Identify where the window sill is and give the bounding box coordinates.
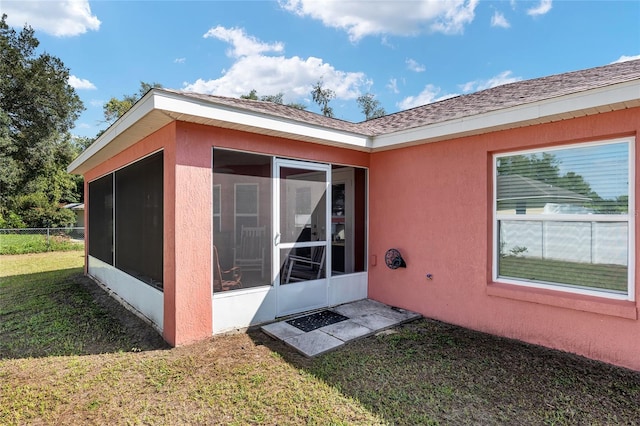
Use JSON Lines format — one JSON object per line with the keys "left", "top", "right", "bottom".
{"left": 487, "top": 282, "right": 637, "bottom": 320}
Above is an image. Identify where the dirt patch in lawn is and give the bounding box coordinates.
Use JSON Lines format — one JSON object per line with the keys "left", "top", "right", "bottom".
{"left": 73, "top": 274, "right": 170, "bottom": 353}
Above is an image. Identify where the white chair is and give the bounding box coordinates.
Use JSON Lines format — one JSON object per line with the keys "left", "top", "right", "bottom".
{"left": 234, "top": 226, "right": 266, "bottom": 279}
{"left": 283, "top": 245, "right": 326, "bottom": 284}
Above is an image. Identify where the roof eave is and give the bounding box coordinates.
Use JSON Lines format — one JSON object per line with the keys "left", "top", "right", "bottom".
{"left": 371, "top": 79, "right": 640, "bottom": 151}
{"left": 67, "top": 90, "right": 163, "bottom": 175}
{"left": 69, "top": 78, "right": 640, "bottom": 176}
{"left": 68, "top": 90, "right": 372, "bottom": 176}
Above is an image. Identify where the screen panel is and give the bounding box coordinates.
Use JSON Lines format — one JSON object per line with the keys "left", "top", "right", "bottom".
{"left": 115, "top": 152, "right": 164, "bottom": 289}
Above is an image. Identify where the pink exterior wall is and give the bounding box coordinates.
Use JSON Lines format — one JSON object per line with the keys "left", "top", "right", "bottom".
{"left": 368, "top": 107, "right": 640, "bottom": 371}
{"left": 84, "top": 120, "right": 370, "bottom": 346}
{"left": 84, "top": 105, "right": 640, "bottom": 368}
{"left": 170, "top": 122, "right": 368, "bottom": 342}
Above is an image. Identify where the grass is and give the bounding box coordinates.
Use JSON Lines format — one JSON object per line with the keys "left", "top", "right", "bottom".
{"left": 0, "top": 233, "right": 84, "bottom": 255}
{"left": 0, "top": 252, "right": 145, "bottom": 358}
{"left": 1, "top": 252, "right": 639, "bottom": 425}
{"left": 499, "top": 255, "right": 628, "bottom": 292}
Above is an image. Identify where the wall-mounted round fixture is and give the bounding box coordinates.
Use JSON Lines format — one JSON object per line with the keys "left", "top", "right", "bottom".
{"left": 385, "top": 248, "right": 406, "bottom": 269}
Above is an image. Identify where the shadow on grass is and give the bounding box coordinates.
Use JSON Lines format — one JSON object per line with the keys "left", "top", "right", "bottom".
{"left": 0, "top": 268, "right": 169, "bottom": 360}
{"left": 249, "top": 319, "right": 640, "bottom": 425}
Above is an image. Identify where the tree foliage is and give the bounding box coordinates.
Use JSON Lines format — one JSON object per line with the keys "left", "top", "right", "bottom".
{"left": 0, "top": 14, "right": 84, "bottom": 227}
{"left": 357, "top": 93, "right": 386, "bottom": 121}
{"left": 310, "top": 81, "right": 335, "bottom": 117}
{"left": 497, "top": 152, "right": 626, "bottom": 213}
{"left": 240, "top": 89, "right": 307, "bottom": 110}
{"left": 103, "top": 81, "right": 163, "bottom": 124}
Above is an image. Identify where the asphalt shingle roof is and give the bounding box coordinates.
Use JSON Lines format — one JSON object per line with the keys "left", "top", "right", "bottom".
{"left": 363, "top": 59, "right": 640, "bottom": 135}
{"left": 169, "top": 59, "right": 640, "bottom": 137}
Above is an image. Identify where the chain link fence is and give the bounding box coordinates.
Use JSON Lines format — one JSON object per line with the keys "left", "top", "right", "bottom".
{"left": 0, "top": 227, "right": 85, "bottom": 254}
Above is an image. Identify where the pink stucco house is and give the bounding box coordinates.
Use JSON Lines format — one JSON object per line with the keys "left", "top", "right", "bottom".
{"left": 68, "top": 60, "right": 640, "bottom": 370}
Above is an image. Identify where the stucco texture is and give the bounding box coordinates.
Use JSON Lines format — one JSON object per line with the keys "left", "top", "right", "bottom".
{"left": 368, "top": 107, "right": 640, "bottom": 370}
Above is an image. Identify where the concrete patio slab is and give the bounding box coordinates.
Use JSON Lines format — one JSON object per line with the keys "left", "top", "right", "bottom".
{"left": 376, "top": 306, "right": 423, "bottom": 323}
{"left": 284, "top": 329, "right": 345, "bottom": 357}
{"left": 261, "top": 321, "right": 306, "bottom": 341}
{"left": 320, "top": 319, "right": 374, "bottom": 341}
{"left": 261, "top": 299, "right": 421, "bottom": 358}
{"left": 332, "top": 299, "right": 390, "bottom": 317}
{"left": 349, "top": 312, "right": 398, "bottom": 330}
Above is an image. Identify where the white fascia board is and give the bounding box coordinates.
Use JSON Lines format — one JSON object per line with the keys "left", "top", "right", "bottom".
{"left": 373, "top": 80, "right": 640, "bottom": 150}
{"left": 67, "top": 91, "right": 158, "bottom": 174}
{"left": 154, "top": 91, "right": 371, "bottom": 149}
{"left": 68, "top": 90, "right": 371, "bottom": 175}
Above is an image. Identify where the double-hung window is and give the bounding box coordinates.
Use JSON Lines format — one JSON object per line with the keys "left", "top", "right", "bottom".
{"left": 235, "top": 183, "right": 259, "bottom": 244}
{"left": 494, "top": 138, "right": 634, "bottom": 300}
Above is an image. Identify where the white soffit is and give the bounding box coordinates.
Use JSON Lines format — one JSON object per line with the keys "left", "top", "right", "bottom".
{"left": 69, "top": 79, "right": 640, "bottom": 175}
{"left": 372, "top": 79, "right": 640, "bottom": 150}
{"left": 155, "top": 91, "right": 371, "bottom": 150}
{"left": 68, "top": 92, "right": 168, "bottom": 175}
{"left": 68, "top": 90, "right": 372, "bottom": 175}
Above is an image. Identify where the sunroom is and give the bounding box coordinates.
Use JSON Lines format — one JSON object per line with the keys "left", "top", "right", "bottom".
{"left": 69, "top": 88, "right": 372, "bottom": 345}
{"left": 69, "top": 60, "right": 640, "bottom": 370}
{"left": 210, "top": 149, "right": 368, "bottom": 332}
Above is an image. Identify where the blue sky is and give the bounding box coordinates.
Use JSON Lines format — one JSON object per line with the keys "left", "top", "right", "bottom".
{"left": 3, "top": 0, "right": 639, "bottom": 139}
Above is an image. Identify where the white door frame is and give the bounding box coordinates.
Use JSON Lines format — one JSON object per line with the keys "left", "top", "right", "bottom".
{"left": 273, "top": 158, "right": 331, "bottom": 317}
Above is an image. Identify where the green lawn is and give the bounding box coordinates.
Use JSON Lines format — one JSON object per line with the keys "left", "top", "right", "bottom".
{"left": 0, "top": 252, "right": 137, "bottom": 358}
{"left": 0, "top": 233, "right": 84, "bottom": 255}
{"left": 499, "top": 256, "right": 628, "bottom": 292}
{"left": 1, "top": 252, "right": 639, "bottom": 425}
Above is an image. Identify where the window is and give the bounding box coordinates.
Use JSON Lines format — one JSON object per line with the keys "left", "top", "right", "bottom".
{"left": 88, "top": 174, "right": 113, "bottom": 265}
{"left": 213, "top": 184, "right": 221, "bottom": 233}
{"left": 115, "top": 152, "right": 164, "bottom": 289}
{"left": 235, "top": 183, "right": 259, "bottom": 244}
{"left": 494, "top": 138, "right": 634, "bottom": 299}
{"left": 213, "top": 149, "right": 272, "bottom": 291}
{"left": 87, "top": 152, "right": 164, "bottom": 290}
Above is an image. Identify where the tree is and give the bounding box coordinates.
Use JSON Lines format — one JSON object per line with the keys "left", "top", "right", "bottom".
{"left": 103, "top": 81, "right": 163, "bottom": 124}
{"left": 240, "top": 89, "right": 307, "bottom": 110}
{"left": 497, "top": 152, "right": 561, "bottom": 187}
{"left": 357, "top": 93, "right": 386, "bottom": 120}
{"left": 240, "top": 89, "right": 259, "bottom": 100}
{"left": 311, "top": 81, "right": 335, "bottom": 117}
{"left": 0, "top": 14, "right": 85, "bottom": 227}
{"left": 495, "top": 152, "right": 627, "bottom": 213}
{"left": 260, "top": 93, "right": 284, "bottom": 104}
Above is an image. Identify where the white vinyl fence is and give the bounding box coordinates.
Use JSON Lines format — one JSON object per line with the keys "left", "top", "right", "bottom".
{"left": 500, "top": 221, "right": 627, "bottom": 266}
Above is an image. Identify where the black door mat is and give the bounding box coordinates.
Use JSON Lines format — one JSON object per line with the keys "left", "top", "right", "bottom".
{"left": 286, "top": 310, "right": 349, "bottom": 332}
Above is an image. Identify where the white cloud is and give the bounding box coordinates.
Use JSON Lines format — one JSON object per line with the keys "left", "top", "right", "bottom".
{"left": 527, "top": 0, "right": 552, "bottom": 17}
{"left": 397, "top": 84, "right": 458, "bottom": 110}
{"left": 174, "top": 58, "right": 186, "bottom": 64}
{"left": 280, "top": 0, "right": 479, "bottom": 42}
{"left": 204, "top": 26, "right": 284, "bottom": 58}
{"left": 611, "top": 54, "right": 640, "bottom": 64}
{"left": 68, "top": 75, "right": 96, "bottom": 90}
{"left": 89, "top": 99, "right": 104, "bottom": 108}
{"left": 459, "top": 70, "right": 521, "bottom": 93}
{"left": 406, "top": 59, "right": 426, "bottom": 72}
{"left": 387, "top": 78, "right": 399, "bottom": 94}
{"left": 398, "top": 70, "right": 522, "bottom": 110}
{"left": 2, "top": 0, "right": 100, "bottom": 36}
{"left": 184, "top": 27, "right": 367, "bottom": 103}
{"left": 491, "top": 11, "right": 510, "bottom": 28}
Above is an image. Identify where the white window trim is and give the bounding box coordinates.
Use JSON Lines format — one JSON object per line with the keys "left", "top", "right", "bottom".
{"left": 492, "top": 137, "right": 635, "bottom": 301}
{"left": 213, "top": 184, "right": 221, "bottom": 233}
{"left": 234, "top": 183, "right": 259, "bottom": 244}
